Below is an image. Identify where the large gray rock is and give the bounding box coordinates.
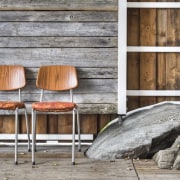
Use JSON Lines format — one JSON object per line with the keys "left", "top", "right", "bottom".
{"left": 86, "top": 101, "right": 180, "bottom": 160}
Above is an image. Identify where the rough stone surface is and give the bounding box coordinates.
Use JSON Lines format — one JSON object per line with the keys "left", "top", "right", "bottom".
{"left": 153, "top": 136, "right": 180, "bottom": 169}
{"left": 86, "top": 101, "right": 180, "bottom": 160}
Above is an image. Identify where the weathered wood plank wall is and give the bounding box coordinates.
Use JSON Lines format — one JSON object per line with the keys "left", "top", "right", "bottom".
{"left": 0, "top": 0, "right": 118, "bottom": 135}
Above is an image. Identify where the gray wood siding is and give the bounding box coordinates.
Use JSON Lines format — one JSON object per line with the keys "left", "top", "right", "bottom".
{"left": 0, "top": 0, "right": 118, "bottom": 11}
{"left": 0, "top": 0, "right": 118, "bottom": 114}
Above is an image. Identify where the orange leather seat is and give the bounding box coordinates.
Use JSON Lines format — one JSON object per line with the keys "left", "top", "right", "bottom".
{"left": 32, "top": 101, "right": 77, "bottom": 112}
{"left": 0, "top": 101, "right": 25, "bottom": 110}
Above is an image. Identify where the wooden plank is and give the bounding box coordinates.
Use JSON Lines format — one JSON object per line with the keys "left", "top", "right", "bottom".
{"left": 78, "top": 67, "right": 118, "bottom": 79}
{"left": 0, "top": 0, "right": 118, "bottom": 11}
{"left": 80, "top": 115, "right": 98, "bottom": 134}
{"left": 0, "top": 48, "right": 117, "bottom": 68}
{"left": 25, "top": 67, "right": 117, "bottom": 79}
{"left": 58, "top": 114, "right": 112, "bottom": 134}
{"left": 98, "top": 114, "right": 112, "bottom": 132}
{"left": 77, "top": 103, "right": 117, "bottom": 114}
{"left": 0, "top": 93, "right": 117, "bottom": 104}
{"left": 0, "top": 104, "right": 117, "bottom": 115}
{"left": 0, "top": 115, "right": 15, "bottom": 133}
{"left": 58, "top": 115, "right": 72, "bottom": 134}
{"left": 0, "top": 22, "right": 117, "bottom": 36}
{"left": 127, "top": 7, "right": 140, "bottom": 111}
{"left": 47, "top": 115, "right": 58, "bottom": 134}
{"left": 20, "top": 114, "right": 30, "bottom": 134}
{"left": 0, "top": 117, "right": 3, "bottom": 133}
{"left": 25, "top": 79, "right": 117, "bottom": 93}
{"left": 0, "top": 11, "right": 117, "bottom": 22}
{"left": 166, "top": 6, "right": 176, "bottom": 101}
{"left": 77, "top": 79, "right": 117, "bottom": 93}
{"left": 0, "top": 157, "right": 137, "bottom": 180}
{"left": 23, "top": 79, "right": 117, "bottom": 95}
{"left": 134, "top": 159, "right": 180, "bottom": 180}
{"left": 175, "top": 9, "right": 180, "bottom": 100}
{"left": 36, "top": 115, "right": 47, "bottom": 134}
{"left": 0, "top": 37, "right": 117, "bottom": 48}
{"left": 157, "top": 6, "right": 167, "bottom": 103}
{"left": 139, "top": 1, "right": 157, "bottom": 107}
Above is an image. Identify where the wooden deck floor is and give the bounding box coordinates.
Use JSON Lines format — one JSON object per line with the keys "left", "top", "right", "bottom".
{"left": 0, "top": 145, "right": 180, "bottom": 180}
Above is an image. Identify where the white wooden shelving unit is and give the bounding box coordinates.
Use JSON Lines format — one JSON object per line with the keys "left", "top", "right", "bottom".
{"left": 118, "top": 1, "right": 180, "bottom": 115}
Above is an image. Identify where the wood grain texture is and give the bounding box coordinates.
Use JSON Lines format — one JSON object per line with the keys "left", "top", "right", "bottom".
{"left": 0, "top": 116, "right": 15, "bottom": 133}
{"left": 25, "top": 67, "right": 117, "bottom": 80}
{"left": 0, "top": 48, "right": 117, "bottom": 68}
{"left": 0, "top": 22, "right": 117, "bottom": 36}
{"left": 58, "top": 114, "right": 72, "bottom": 134}
{"left": 0, "top": 93, "right": 117, "bottom": 104}
{"left": 0, "top": 65, "right": 25, "bottom": 90}
{"left": 36, "top": 115, "right": 47, "bottom": 134}
{"left": 80, "top": 114, "right": 98, "bottom": 134}
{"left": 98, "top": 114, "right": 112, "bottom": 132}
{"left": 0, "top": 11, "right": 117, "bottom": 22}
{"left": 166, "top": 7, "right": 176, "bottom": 101}
{"left": 0, "top": 37, "right": 117, "bottom": 48}
{"left": 24, "top": 79, "right": 117, "bottom": 94}
{"left": 0, "top": 0, "right": 118, "bottom": 135}
{"left": 0, "top": 157, "right": 138, "bottom": 180}
{"left": 134, "top": 159, "right": 180, "bottom": 180}
{"left": 127, "top": 7, "right": 140, "bottom": 111}
{"left": 139, "top": 3, "right": 157, "bottom": 107}
{"left": 175, "top": 9, "right": 180, "bottom": 94}
{"left": 47, "top": 115, "right": 58, "bottom": 134}
{"left": 36, "top": 65, "right": 78, "bottom": 91}
{"left": 157, "top": 6, "right": 167, "bottom": 103}
{"left": 0, "top": 104, "right": 117, "bottom": 115}
{"left": 0, "top": 0, "right": 118, "bottom": 11}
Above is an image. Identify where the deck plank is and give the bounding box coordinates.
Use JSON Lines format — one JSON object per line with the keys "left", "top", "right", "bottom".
{"left": 2, "top": 145, "right": 180, "bottom": 179}
{"left": 0, "top": 145, "right": 137, "bottom": 180}
{"left": 0, "top": 158, "right": 137, "bottom": 180}
{"left": 133, "top": 159, "right": 180, "bottom": 180}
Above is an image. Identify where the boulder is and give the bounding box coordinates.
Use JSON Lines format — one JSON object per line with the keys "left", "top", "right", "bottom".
{"left": 86, "top": 101, "right": 180, "bottom": 160}
{"left": 153, "top": 136, "right": 180, "bottom": 169}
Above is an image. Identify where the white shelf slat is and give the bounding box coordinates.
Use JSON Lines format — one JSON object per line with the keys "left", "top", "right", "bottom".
{"left": 128, "top": 2, "right": 180, "bottom": 8}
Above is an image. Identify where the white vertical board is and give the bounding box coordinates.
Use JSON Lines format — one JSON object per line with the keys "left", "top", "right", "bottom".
{"left": 118, "top": 0, "right": 127, "bottom": 115}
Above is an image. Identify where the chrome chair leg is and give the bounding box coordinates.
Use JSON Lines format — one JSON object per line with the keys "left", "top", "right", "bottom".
{"left": 32, "top": 109, "right": 36, "bottom": 165}
{"left": 25, "top": 108, "right": 30, "bottom": 152}
{"left": 72, "top": 109, "right": 75, "bottom": 165}
{"left": 77, "top": 109, "right": 81, "bottom": 152}
{"left": 15, "top": 108, "right": 19, "bottom": 165}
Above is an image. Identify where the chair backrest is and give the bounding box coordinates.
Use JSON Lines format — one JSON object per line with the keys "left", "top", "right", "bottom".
{"left": 36, "top": 65, "right": 78, "bottom": 91}
{"left": 0, "top": 65, "right": 26, "bottom": 90}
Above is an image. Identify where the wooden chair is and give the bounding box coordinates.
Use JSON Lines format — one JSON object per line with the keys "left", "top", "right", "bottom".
{"left": 0, "top": 65, "right": 30, "bottom": 164}
{"left": 32, "top": 65, "right": 81, "bottom": 165}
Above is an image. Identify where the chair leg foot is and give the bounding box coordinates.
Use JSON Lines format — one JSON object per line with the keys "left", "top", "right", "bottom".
{"left": 28, "top": 148, "right": 31, "bottom": 152}
{"left": 72, "top": 162, "right": 75, "bottom": 165}
{"left": 15, "top": 161, "right": 18, "bottom": 165}
{"left": 78, "top": 149, "right": 81, "bottom": 152}
{"left": 32, "top": 162, "right": 35, "bottom": 165}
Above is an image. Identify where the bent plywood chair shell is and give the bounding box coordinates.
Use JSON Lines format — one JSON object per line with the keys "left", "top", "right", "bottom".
{"left": 0, "top": 65, "right": 26, "bottom": 90}
{"left": 36, "top": 65, "right": 78, "bottom": 91}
